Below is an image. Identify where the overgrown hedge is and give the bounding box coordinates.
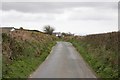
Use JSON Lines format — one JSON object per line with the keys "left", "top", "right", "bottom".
{"left": 64, "top": 32, "right": 119, "bottom": 79}
{"left": 2, "top": 31, "right": 57, "bottom": 78}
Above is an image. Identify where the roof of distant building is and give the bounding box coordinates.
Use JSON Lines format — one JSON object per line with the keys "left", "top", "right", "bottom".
{"left": 0, "top": 27, "right": 15, "bottom": 29}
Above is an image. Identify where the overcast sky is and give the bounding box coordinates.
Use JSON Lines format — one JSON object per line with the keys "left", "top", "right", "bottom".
{"left": 1, "top": 2, "right": 118, "bottom": 35}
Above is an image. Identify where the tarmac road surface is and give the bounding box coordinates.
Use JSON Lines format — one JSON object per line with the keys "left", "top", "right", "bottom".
{"left": 29, "top": 42, "right": 96, "bottom": 78}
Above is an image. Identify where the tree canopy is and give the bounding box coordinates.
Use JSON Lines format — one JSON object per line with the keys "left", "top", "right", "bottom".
{"left": 43, "top": 25, "right": 55, "bottom": 35}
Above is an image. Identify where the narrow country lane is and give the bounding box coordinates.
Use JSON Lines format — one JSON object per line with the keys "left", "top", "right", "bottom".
{"left": 29, "top": 42, "right": 96, "bottom": 78}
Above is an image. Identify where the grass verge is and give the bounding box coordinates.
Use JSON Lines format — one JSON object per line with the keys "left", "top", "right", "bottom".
{"left": 68, "top": 39, "right": 118, "bottom": 79}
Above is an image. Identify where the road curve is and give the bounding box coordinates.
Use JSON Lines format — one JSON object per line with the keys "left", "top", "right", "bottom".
{"left": 29, "top": 42, "right": 96, "bottom": 78}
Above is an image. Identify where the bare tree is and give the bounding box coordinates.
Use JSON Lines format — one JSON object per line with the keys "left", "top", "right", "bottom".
{"left": 43, "top": 25, "right": 55, "bottom": 35}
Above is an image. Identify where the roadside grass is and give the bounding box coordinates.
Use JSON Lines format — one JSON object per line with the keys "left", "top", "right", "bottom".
{"left": 3, "top": 51, "right": 50, "bottom": 78}
{"left": 72, "top": 41, "right": 118, "bottom": 78}
{"left": 69, "top": 39, "right": 118, "bottom": 79}
{"left": 2, "top": 32, "right": 57, "bottom": 79}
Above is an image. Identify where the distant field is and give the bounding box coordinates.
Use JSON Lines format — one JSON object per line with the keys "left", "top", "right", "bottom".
{"left": 64, "top": 32, "right": 119, "bottom": 78}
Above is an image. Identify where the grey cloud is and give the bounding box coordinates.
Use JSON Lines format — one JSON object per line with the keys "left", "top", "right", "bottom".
{"left": 2, "top": 2, "right": 117, "bottom": 13}
{"left": 70, "top": 16, "right": 117, "bottom": 21}
{"left": 1, "top": 1, "right": 118, "bottom": 35}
